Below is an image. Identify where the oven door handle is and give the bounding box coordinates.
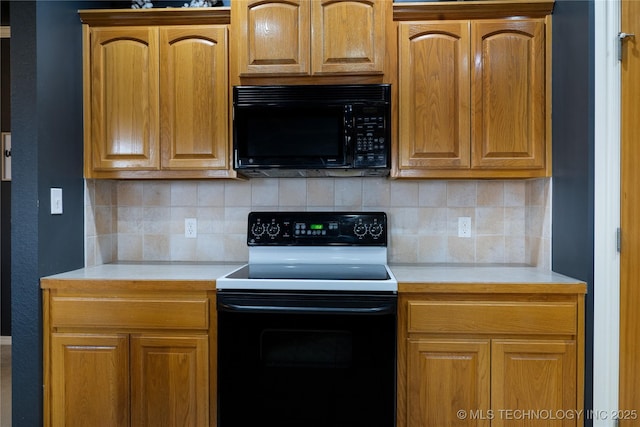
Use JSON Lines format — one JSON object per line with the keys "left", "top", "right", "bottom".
{"left": 217, "top": 293, "right": 396, "bottom": 315}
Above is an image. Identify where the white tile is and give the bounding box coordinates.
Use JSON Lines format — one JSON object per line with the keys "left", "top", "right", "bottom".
{"left": 447, "top": 181, "right": 477, "bottom": 207}
{"left": 279, "top": 179, "right": 307, "bottom": 206}
{"left": 171, "top": 182, "right": 198, "bottom": 206}
{"left": 335, "top": 179, "right": 363, "bottom": 208}
{"left": 197, "top": 182, "right": 225, "bottom": 207}
{"left": 307, "top": 179, "right": 335, "bottom": 206}
{"left": 224, "top": 181, "right": 252, "bottom": 206}
{"left": 390, "top": 181, "right": 419, "bottom": 207}
{"left": 252, "top": 179, "right": 280, "bottom": 206}
{"left": 418, "top": 181, "right": 447, "bottom": 207}
{"left": 363, "top": 178, "right": 390, "bottom": 207}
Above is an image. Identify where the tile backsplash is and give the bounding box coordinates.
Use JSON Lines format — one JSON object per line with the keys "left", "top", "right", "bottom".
{"left": 85, "top": 178, "right": 551, "bottom": 268}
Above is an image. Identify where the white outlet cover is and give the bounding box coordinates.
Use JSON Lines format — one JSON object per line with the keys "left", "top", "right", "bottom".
{"left": 458, "top": 217, "right": 471, "bottom": 238}
{"left": 185, "top": 218, "right": 197, "bottom": 238}
{"left": 50, "top": 188, "right": 63, "bottom": 215}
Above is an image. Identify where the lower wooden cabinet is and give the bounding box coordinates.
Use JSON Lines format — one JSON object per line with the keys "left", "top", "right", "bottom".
{"left": 50, "top": 333, "right": 130, "bottom": 427}
{"left": 132, "top": 335, "right": 209, "bottom": 426}
{"left": 42, "top": 285, "right": 216, "bottom": 427}
{"left": 398, "top": 287, "right": 585, "bottom": 427}
{"left": 407, "top": 339, "right": 490, "bottom": 427}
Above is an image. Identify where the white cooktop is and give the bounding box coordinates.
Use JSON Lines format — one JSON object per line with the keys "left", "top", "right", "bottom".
{"left": 217, "top": 246, "right": 397, "bottom": 292}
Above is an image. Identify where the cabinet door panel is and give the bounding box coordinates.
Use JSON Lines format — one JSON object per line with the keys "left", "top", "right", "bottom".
{"left": 492, "top": 340, "right": 577, "bottom": 427}
{"left": 237, "top": 0, "right": 310, "bottom": 75}
{"left": 131, "top": 335, "right": 209, "bottom": 427}
{"left": 407, "top": 339, "right": 490, "bottom": 427}
{"left": 471, "top": 19, "right": 545, "bottom": 169}
{"left": 51, "top": 334, "right": 129, "bottom": 427}
{"left": 312, "top": 0, "right": 385, "bottom": 74}
{"left": 160, "top": 26, "right": 228, "bottom": 170}
{"left": 399, "top": 22, "right": 471, "bottom": 169}
{"left": 90, "top": 27, "right": 159, "bottom": 170}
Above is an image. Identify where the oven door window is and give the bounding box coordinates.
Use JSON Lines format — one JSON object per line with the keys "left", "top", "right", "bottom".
{"left": 234, "top": 105, "right": 347, "bottom": 168}
{"left": 218, "top": 309, "right": 396, "bottom": 427}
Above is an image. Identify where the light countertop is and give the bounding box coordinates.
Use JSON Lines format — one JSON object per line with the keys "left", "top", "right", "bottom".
{"left": 41, "top": 262, "right": 586, "bottom": 294}
{"left": 388, "top": 263, "right": 586, "bottom": 294}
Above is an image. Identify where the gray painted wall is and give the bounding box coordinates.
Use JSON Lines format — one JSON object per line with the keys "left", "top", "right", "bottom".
{"left": 11, "top": 1, "right": 86, "bottom": 424}
{"left": 551, "top": 0, "right": 595, "bottom": 424}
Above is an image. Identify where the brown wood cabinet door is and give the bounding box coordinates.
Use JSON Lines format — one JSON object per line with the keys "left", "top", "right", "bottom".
{"left": 491, "top": 340, "right": 577, "bottom": 427}
{"left": 398, "top": 21, "right": 471, "bottom": 170}
{"left": 131, "top": 335, "right": 209, "bottom": 427}
{"left": 89, "top": 27, "right": 159, "bottom": 171}
{"left": 51, "top": 333, "right": 130, "bottom": 427}
{"left": 159, "top": 26, "right": 228, "bottom": 170}
{"left": 311, "top": 0, "right": 385, "bottom": 75}
{"left": 235, "top": 0, "right": 310, "bottom": 75}
{"left": 471, "top": 19, "right": 546, "bottom": 170}
{"left": 407, "top": 339, "right": 490, "bottom": 427}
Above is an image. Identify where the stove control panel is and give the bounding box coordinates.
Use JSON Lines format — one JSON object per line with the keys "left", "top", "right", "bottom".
{"left": 248, "top": 212, "right": 387, "bottom": 246}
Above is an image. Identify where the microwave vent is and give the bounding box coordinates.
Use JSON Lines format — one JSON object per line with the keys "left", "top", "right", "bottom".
{"left": 234, "top": 84, "right": 390, "bottom": 105}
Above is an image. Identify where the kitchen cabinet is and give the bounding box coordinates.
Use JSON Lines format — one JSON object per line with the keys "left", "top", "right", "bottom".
{"left": 393, "top": 2, "right": 552, "bottom": 179}
{"left": 232, "top": 0, "right": 387, "bottom": 77}
{"left": 397, "top": 284, "right": 585, "bottom": 427}
{"left": 80, "top": 9, "right": 234, "bottom": 179}
{"left": 41, "top": 282, "right": 216, "bottom": 427}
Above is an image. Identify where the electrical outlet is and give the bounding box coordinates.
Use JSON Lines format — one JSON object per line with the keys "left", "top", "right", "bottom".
{"left": 185, "top": 218, "right": 197, "bottom": 238}
{"left": 458, "top": 217, "right": 471, "bottom": 238}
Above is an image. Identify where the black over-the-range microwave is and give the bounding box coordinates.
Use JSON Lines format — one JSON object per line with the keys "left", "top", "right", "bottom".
{"left": 233, "top": 84, "right": 391, "bottom": 177}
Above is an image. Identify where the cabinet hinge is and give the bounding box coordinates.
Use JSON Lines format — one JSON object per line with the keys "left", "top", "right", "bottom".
{"left": 617, "top": 227, "right": 621, "bottom": 252}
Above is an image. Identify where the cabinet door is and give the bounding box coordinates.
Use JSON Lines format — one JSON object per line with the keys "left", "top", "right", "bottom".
{"left": 407, "top": 339, "right": 490, "bottom": 427}
{"left": 51, "top": 333, "right": 129, "bottom": 427}
{"left": 492, "top": 340, "right": 577, "bottom": 427}
{"left": 131, "top": 335, "right": 209, "bottom": 427}
{"left": 235, "top": 0, "right": 310, "bottom": 75}
{"left": 89, "top": 27, "right": 159, "bottom": 171}
{"left": 471, "top": 19, "right": 546, "bottom": 169}
{"left": 159, "top": 26, "right": 229, "bottom": 170}
{"left": 311, "top": 0, "right": 385, "bottom": 74}
{"left": 398, "top": 21, "right": 471, "bottom": 170}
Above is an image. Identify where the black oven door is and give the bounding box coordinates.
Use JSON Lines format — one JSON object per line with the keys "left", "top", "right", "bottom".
{"left": 217, "top": 291, "right": 397, "bottom": 427}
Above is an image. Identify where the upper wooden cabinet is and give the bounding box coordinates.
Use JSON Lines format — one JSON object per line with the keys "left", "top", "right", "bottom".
{"left": 88, "top": 26, "right": 160, "bottom": 172}
{"left": 232, "top": 0, "right": 386, "bottom": 77}
{"left": 80, "top": 9, "right": 234, "bottom": 179}
{"left": 394, "top": 2, "right": 552, "bottom": 179}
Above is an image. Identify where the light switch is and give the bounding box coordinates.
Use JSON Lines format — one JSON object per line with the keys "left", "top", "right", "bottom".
{"left": 50, "top": 188, "right": 63, "bottom": 215}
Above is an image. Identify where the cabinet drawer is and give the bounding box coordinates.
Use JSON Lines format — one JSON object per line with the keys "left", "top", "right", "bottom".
{"left": 50, "top": 297, "right": 209, "bottom": 330}
{"left": 408, "top": 301, "right": 577, "bottom": 335}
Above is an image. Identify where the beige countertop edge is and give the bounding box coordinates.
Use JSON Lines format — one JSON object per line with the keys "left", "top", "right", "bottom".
{"left": 390, "top": 265, "right": 587, "bottom": 294}
{"left": 40, "top": 263, "right": 244, "bottom": 291}
{"left": 397, "top": 281, "right": 586, "bottom": 294}
{"left": 40, "top": 263, "right": 586, "bottom": 294}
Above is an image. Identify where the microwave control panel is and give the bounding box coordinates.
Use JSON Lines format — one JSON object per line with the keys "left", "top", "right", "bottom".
{"left": 351, "top": 105, "right": 389, "bottom": 168}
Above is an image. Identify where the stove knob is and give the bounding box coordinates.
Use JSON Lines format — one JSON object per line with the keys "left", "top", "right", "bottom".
{"left": 267, "top": 223, "right": 281, "bottom": 238}
{"left": 251, "top": 223, "right": 266, "bottom": 238}
{"left": 369, "top": 223, "right": 383, "bottom": 238}
{"left": 354, "top": 222, "right": 368, "bottom": 238}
